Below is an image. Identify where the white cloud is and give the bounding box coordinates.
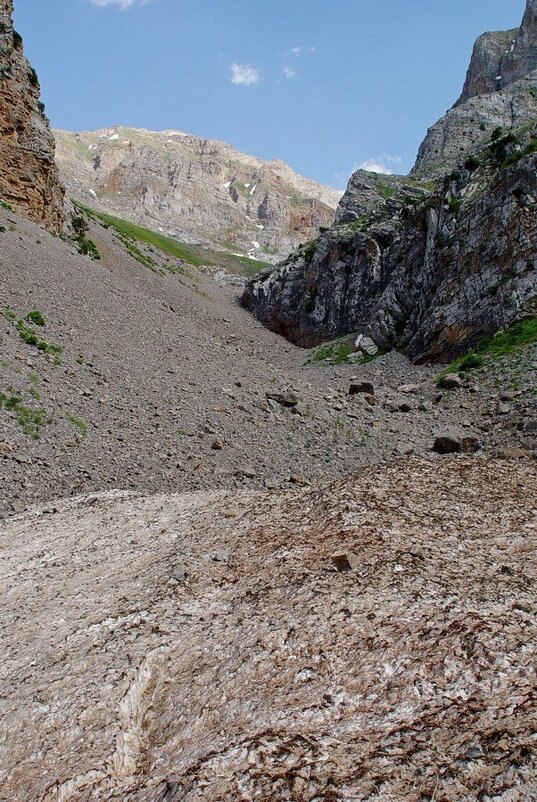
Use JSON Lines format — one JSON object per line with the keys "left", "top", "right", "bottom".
{"left": 231, "top": 62, "right": 260, "bottom": 86}
{"left": 289, "top": 46, "right": 316, "bottom": 57}
{"left": 90, "top": 0, "right": 148, "bottom": 8}
{"left": 358, "top": 155, "right": 402, "bottom": 175}
{"left": 282, "top": 65, "right": 295, "bottom": 79}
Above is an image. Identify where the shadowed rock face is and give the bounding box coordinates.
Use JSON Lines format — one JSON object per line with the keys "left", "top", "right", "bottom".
{"left": 0, "top": 0, "right": 64, "bottom": 231}
{"left": 243, "top": 0, "right": 537, "bottom": 362}
{"left": 243, "top": 153, "right": 537, "bottom": 360}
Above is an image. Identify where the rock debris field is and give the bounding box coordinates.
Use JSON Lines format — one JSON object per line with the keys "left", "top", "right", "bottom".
{"left": 1, "top": 210, "right": 535, "bottom": 516}
{"left": 1, "top": 210, "right": 536, "bottom": 801}
{"left": 1, "top": 458, "right": 536, "bottom": 801}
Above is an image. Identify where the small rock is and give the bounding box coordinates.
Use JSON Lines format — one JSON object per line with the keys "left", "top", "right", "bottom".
{"left": 291, "top": 402, "right": 310, "bottom": 417}
{"left": 331, "top": 551, "right": 359, "bottom": 572}
{"left": 433, "top": 435, "right": 461, "bottom": 454}
{"left": 0, "top": 442, "right": 13, "bottom": 454}
{"left": 266, "top": 389, "right": 300, "bottom": 408}
{"left": 499, "top": 447, "right": 532, "bottom": 459}
{"left": 349, "top": 381, "right": 375, "bottom": 397}
{"left": 237, "top": 467, "right": 256, "bottom": 478}
{"left": 289, "top": 473, "right": 308, "bottom": 486}
{"left": 399, "top": 402, "right": 413, "bottom": 413}
{"left": 438, "top": 373, "right": 463, "bottom": 390}
{"left": 211, "top": 439, "right": 223, "bottom": 450}
{"left": 169, "top": 566, "right": 187, "bottom": 584}
{"left": 496, "top": 402, "right": 511, "bottom": 415}
{"left": 398, "top": 384, "right": 419, "bottom": 394}
{"left": 461, "top": 436, "right": 481, "bottom": 453}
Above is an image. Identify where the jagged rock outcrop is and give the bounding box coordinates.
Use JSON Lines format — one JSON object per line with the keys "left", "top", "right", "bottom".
{"left": 54, "top": 126, "right": 340, "bottom": 263}
{"left": 2, "top": 458, "right": 536, "bottom": 801}
{"left": 243, "top": 150, "right": 537, "bottom": 361}
{"left": 243, "top": 0, "right": 537, "bottom": 362}
{"left": 0, "top": 0, "right": 63, "bottom": 231}
{"left": 413, "top": 0, "right": 537, "bottom": 177}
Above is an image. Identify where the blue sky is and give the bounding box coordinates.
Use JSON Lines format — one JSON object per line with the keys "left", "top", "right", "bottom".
{"left": 14, "top": 0, "right": 525, "bottom": 188}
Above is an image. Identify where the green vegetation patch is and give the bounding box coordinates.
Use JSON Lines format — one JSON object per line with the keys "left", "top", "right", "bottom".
{"left": 0, "top": 389, "right": 52, "bottom": 439}
{"left": 439, "top": 317, "right": 537, "bottom": 378}
{"left": 77, "top": 203, "right": 207, "bottom": 266}
{"left": 26, "top": 310, "right": 45, "bottom": 326}
{"left": 16, "top": 319, "right": 62, "bottom": 357}
{"left": 66, "top": 413, "right": 88, "bottom": 436}
{"left": 306, "top": 336, "right": 355, "bottom": 366}
{"left": 73, "top": 202, "right": 270, "bottom": 278}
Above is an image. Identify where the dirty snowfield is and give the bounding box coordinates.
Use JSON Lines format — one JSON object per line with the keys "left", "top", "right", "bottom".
{"left": 2, "top": 458, "right": 536, "bottom": 801}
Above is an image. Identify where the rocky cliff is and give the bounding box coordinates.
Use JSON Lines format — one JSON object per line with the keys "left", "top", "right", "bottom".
{"left": 0, "top": 0, "right": 63, "bottom": 231}
{"left": 413, "top": 0, "right": 537, "bottom": 177}
{"left": 54, "top": 126, "right": 340, "bottom": 263}
{"left": 243, "top": 0, "right": 537, "bottom": 362}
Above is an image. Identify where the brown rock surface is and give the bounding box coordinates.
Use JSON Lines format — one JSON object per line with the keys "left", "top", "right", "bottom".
{"left": 0, "top": 0, "right": 64, "bottom": 231}
{"left": 1, "top": 458, "right": 536, "bottom": 801}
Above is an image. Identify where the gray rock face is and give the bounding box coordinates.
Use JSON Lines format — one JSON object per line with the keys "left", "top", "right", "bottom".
{"left": 54, "top": 126, "right": 341, "bottom": 263}
{"left": 243, "top": 152, "right": 537, "bottom": 361}
{"left": 242, "top": 0, "right": 537, "bottom": 363}
{"left": 413, "top": 0, "right": 537, "bottom": 177}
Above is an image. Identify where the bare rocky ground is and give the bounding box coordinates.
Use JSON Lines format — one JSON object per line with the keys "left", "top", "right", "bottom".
{"left": 2, "top": 458, "right": 536, "bottom": 801}
{"left": 1, "top": 209, "right": 536, "bottom": 801}
{"left": 1, "top": 208, "right": 535, "bottom": 516}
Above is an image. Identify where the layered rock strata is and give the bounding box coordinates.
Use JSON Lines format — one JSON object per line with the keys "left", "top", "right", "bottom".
{"left": 0, "top": 0, "right": 64, "bottom": 231}
{"left": 54, "top": 126, "right": 340, "bottom": 263}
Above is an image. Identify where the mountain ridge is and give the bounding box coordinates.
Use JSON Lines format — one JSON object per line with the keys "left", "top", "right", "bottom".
{"left": 54, "top": 124, "right": 341, "bottom": 264}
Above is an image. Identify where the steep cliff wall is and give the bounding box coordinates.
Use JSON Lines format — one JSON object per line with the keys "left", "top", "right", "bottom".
{"left": 243, "top": 0, "right": 537, "bottom": 363}
{"left": 54, "top": 126, "right": 340, "bottom": 263}
{"left": 413, "top": 0, "right": 537, "bottom": 177}
{"left": 0, "top": 0, "right": 63, "bottom": 231}
{"left": 243, "top": 146, "right": 537, "bottom": 362}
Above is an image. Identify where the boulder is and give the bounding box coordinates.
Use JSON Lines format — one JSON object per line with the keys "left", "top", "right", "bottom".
{"left": 349, "top": 381, "right": 375, "bottom": 397}
{"left": 355, "top": 334, "right": 379, "bottom": 357}
{"left": 439, "top": 374, "right": 464, "bottom": 390}
{"left": 266, "top": 389, "right": 300, "bottom": 408}
{"left": 433, "top": 436, "right": 462, "bottom": 454}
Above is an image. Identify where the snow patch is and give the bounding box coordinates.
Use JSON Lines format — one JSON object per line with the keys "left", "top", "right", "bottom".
{"left": 250, "top": 184, "right": 257, "bottom": 196}
{"left": 224, "top": 181, "right": 231, "bottom": 189}
{"left": 251, "top": 241, "right": 260, "bottom": 249}
{"left": 108, "top": 134, "right": 120, "bottom": 141}
{"left": 89, "top": 189, "right": 97, "bottom": 198}
{"left": 256, "top": 224, "right": 264, "bottom": 230}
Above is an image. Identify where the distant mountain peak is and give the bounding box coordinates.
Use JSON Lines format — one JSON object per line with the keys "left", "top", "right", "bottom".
{"left": 55, "top": 125, "right": 341, "bottom": 263}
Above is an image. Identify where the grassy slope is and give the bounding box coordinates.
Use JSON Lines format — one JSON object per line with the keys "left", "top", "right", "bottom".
{"left": 74, "top": 202, "right": 270, "bottom": 277}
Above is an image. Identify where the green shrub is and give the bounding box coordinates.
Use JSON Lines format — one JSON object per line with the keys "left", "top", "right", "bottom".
{"left": 438, "top": 317, "right": 537, "bottom": 379}
{"left": 26, "top": 310, "right": 45, "bottom": 326}
{"left": 16, "top": 319, "right": 62, "bottom": 356}
{"left": 66, "top": 413, "right": 88, "bottom": 435}
{"left": 464, "top": 155, "right": 480, "bottom": 171}
{"left": 77, "top": 238, "right": 101, "bottom": 260}
{"left": 0, "top": 391, "right": 50, "bottom": 439}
